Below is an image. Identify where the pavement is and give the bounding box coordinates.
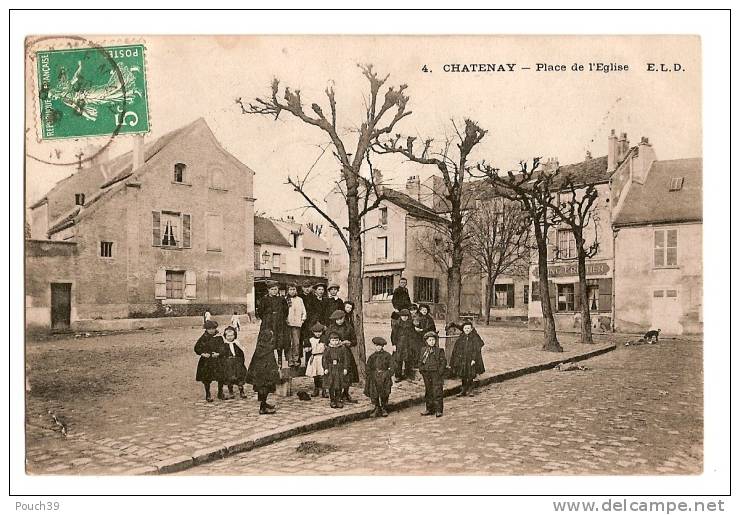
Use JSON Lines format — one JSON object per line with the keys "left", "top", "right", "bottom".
{"left": 181, "top": 337, "right": 703, "bottom": 475}
{"left": 25, "top": 323, "right": 618, "bottom": 475}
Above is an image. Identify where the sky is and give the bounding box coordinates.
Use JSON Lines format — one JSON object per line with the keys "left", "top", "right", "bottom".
{"left": 25, "top": 35, "right": 701, "bottom": 224}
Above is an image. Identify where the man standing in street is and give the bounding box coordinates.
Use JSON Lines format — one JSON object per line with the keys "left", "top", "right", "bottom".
{"left": 391, "top": 277, "right": 412, "bottom": 327}
{"left": 285, "top": 283, "right": 307, "bottom": 367}
{"left": 256, "top": 280, "right": 288, "bottom": 367}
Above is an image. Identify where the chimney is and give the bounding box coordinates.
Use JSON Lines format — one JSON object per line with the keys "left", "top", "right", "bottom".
{"left": 542, "top": 157, "right": 559, "bottom": 174}
{"left": 617, "top": 132, "right": 630, "bottom": 163}
{"left": 132, "top": 134, "right": 145, "bottom": 171}
{"left": 632, "top": 136, "right": 656, "bottom": 185}
{"left": 607, "top": 129, "right": 618, "bottom": 171}
{"left": 585, "top": 150, "right": 592, "bottom": 160}
{"left": 406, "top": 175, "right": 421, "bottom": 200}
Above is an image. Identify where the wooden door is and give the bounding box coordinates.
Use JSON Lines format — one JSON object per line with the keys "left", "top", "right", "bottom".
{"left": 50, "top": 283, "right": 72, "bottom": 331}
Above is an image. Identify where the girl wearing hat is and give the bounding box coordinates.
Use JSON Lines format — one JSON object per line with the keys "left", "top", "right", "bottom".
{"left": 220, "top": 326, "right": 248, "bottom": 399}
{"left": 450, "top": 321, "right": 485, "bottom": 396}
{"left": 246, "top": 329, "right": 281, "bottom": 414}
{"left": 364, "top": 337, "right": 393, "bottom": 417}
{"left": 194, "top": 320, "right": 225, "bottom": 403}
{"left": 322, "top": 332, "right": 348, "bottom": 408}
{"left": 305, "top": 322, "right": 328, "bottom": 398}
{"left": 321, "top": 309, "right": 359, "bottom": 403}
{"left": 418, "top": 331, "right": 447, "bottom": 417}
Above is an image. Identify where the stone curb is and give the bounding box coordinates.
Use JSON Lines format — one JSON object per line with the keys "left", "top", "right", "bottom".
{"left": 131, "top": 343, "right": 616, "bottom": 475}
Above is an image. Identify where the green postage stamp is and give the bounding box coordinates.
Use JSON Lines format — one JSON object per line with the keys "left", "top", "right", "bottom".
{"left": 36, "top": 44, "right": 150, "bottom": 140}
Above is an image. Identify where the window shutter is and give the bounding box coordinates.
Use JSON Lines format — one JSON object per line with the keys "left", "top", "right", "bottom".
{"left": 363, "top": 277, "right": 371, "bottom": 301}
{"left": 507, "top": 284, "right": 515, "bottom": 308}
{"left": 597, "top": 278, "right": 612, "bottom": 313}
{"left": 312, "top": 258, "right": 316, "bottom": 276}
{"left": 413, "top": 277, "right": 419, "bottom": 302}
{"left": 154, "top": 269, "right": 166, "bottom": 299}
{"left": 433, "top": 278, "right": 440, "bottom": 303}
{"left": 548, "top": 280, "right": 557, "bottom": 312}
{"left": 573, "top": 282, "right": 581, "bottom": 311}
{"left": 184, "top": 270, "right": 197, "bottom": 299}
{"left": 152, "top": 211, "right": 161, "bottom": 246}
{"left": 281, "top": 254, "right": 288, "bottom": 272}
{"left": 182, "top": 214, "right": 191, "bottom": 249}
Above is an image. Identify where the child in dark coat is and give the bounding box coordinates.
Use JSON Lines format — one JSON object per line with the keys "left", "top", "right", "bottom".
{"left": 364, "top": 337, "right": 393, "bottom": 417}
{"left": 450, "top": 321, "right": 485, "bottom": 397}
{"left": 391, "top": 309, "right": 416, "bottom": 381}
{"left": 220, "top": 326, "right": 248, "bottom": 399}
{"left": 418, "top": 331, "right": 447, "bottom": 417}
{"left": 246, "top": 329, "right": 281, "bottom": 414}
{"left": 321, "top": 309, "right": 359, "bottom": 403}
{"left": 194, "top": 320, "right": 225, "bottom": 402}
{"left": 322, "top": 332, "right": 348, "bottom": 409}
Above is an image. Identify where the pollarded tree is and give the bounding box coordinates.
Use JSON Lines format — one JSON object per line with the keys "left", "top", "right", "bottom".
{"left": 237, "top": 64, "right": 412, "bottom": 380}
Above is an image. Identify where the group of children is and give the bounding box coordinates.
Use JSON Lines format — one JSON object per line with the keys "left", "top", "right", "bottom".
{"left": 194, "top": 315, "right": 486, "bottom": 419}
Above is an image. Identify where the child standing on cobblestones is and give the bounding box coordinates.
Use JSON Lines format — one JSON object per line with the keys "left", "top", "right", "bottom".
{"left": 450, "top": 321, "right": 485, "bottom": 397}
{"left": 246, "top": 329, "right": 280, "bottom": 415}
{"left": 419, "top": 331, "right": 446, "bottom": 418}
{"left": 364, "top": 337, "right": 393, "bottom": 417}
{"left": 322, "top": 332, "right": 348, "bottom": 409}
{"left": 305, "top": 322, "right": 327, "bottom": 398}
{"left": 194, "top": 320, "right": 224, "bottom": 403}
{"left": 391, "top": 309, "right": 416, "bottom": 381}
{"left": 220, "top": 326, "right": 248, "bottom": 399}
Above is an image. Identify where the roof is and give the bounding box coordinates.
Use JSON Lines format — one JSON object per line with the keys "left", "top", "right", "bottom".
{"left": 613, "top": 158, "right": 702, "bottom": 226}
{"left": 550, "top": 154, "right": 612, "bottom": 190}
{"left": 254, "top": 216, "right": 291, "bottom": 246}
{"left": 301, "top": 229, "right": 329, "bottom": 253}
{"left": 381, "top": 187, "right": 447, "bottom": 224}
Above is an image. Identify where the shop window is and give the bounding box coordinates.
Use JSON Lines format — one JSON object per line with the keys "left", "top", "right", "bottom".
{"left": 587, "top": 283, "right": 599, "bottom": 311}
{"left": 494, "top": 284, "right": 515, "bottom": 308}
{"left": 370, "top": 275, "right": 394, "bottom": 301}
{"left": 654, "top": 228, "right": 678, "bottom": 267}
{"left": 557, "top": 283, "right": 575, "bottom": 311}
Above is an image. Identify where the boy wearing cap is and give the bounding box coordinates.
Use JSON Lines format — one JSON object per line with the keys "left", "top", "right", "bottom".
{"left": 321, "top": 309, "right": 359, "bottom": 403}
{"left": 364, "top": 337, "right": 393, "bottom": 417}
{"left": 194, "top": 320, "right": 225, "bottom": 402}
{"left": 285, "top": 283, "right": 307, "bottom": 367}
{"left": 419, "top": 331, "right": 447, "bottom": 417}
{"left": 322, "top": 332, "right": 348, "bottom": 408}
{"left": 325, "top": 284, "right": 344, "bottom": 320}
{"left": 305, "top": 322, "right": 328, "bottom": 397}
{"left": 391, "top": 308, "right": 416, "bottom": 381}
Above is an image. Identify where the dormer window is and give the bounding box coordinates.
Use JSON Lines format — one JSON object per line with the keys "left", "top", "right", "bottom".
{"left": 174, "top": 163, "right": 186, "bottom": 183}
{"left": 75, "top": 193, "right": 85, "bottom": 206}
{"left": 669, "top": 177, "right": 684, "bottom": 191}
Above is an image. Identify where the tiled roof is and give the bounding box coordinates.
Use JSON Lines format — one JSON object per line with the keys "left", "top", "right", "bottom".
{"left": 613, "top": 158, "right": 702, "bottom": 226}
{"left": 381, "top": 187, "right": 447, "bottom": 223}
{"left": 550, "top": 154, "right": 612, "bottom": 190}
{"left": 254, "top": 216, "right": 291, "bottom": 246}
{"left": 301, "top": 230, "right": 329, "bottom": 253}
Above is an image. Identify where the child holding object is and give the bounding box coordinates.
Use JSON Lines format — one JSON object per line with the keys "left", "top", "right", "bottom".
{"left": 194, "top": 320, "right": 224, "bottom": 403}
{"left": 305, "top": 322, "right": 328, "bottom": 398}
{"left": 246, "top": 329, "right": 281, "bottom": 414}
{"left": 364, "top": 336, "right": 393, "bottom": 417}
{"left": 418, "top": 331, "right": 446, "bottom": 418}
{"left": 450, "top": 320, "right": 485, "bottom": 397}
{"left": 322, "top": 332, "right": 348, "bottom": 409}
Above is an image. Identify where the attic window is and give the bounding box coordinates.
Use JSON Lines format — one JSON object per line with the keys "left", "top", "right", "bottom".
{"left": 75, "top": 193, "right": 85, "bottom": 206}
{"left": 174, "top": 163, "right": 186, "bottom": 183}
{"left": 669, "top": 177, "right": 684, "bottom": 191}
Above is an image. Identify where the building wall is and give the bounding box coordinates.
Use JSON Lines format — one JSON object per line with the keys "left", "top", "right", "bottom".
{"left": 614, "top": 222, "right": 702, "bottom": 335}
{"left": 324, "top": 187, "right": 349, "bottom": 295}
{"left": 528, "top": 182, "right": 615, "bottom": 332}
{"left": 482, "top": 274, "right": 530, "bottom": 320}
{"left": 25, "top": 240, "right": 78, "bottom": 329}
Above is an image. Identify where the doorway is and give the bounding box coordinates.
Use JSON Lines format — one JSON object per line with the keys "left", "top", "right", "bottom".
{"left": 50, "top": 283, "right": 72, "bottom": 331}
{"left": 651, "top": 288, "right": 681, "bottom": 335}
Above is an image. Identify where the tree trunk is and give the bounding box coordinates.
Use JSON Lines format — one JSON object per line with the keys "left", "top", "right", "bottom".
{"left": 346, "top": 194, "right": 367, "bottom": 382}
{"left": 576, "top": 237, "right": 594, "bottom": 345}
{"left": 447, "top": 262, "right": 462, "bottom": 323}
{"left": 484, "top": 279, "right": 493, "bottom": 325}
{"left": 535, "top": 228, "right": 562, "bottom": 352}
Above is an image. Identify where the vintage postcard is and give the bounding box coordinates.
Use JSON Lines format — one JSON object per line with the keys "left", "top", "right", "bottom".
{"left": 23, "top": 34, "right": 703, "bottom": 478}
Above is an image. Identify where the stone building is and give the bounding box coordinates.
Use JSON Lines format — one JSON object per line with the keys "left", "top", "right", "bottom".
{"left": 612, "top": 156, "right": 702, "bottom": 335}
{"left": 25, "top": 118, "right": 256, "bottom": 330}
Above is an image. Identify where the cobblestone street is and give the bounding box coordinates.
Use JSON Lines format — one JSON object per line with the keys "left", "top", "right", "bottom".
{"left": 183, "top": 338, "right": 702, "bottom": 475}
{"left": 25, "top": 321, "right": 620, "bottom": 474}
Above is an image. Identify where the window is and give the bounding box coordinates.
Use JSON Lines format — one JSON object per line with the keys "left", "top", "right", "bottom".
{"left": 557, "top": 230, "right": 576, "bottom": 259}
{"left": 291, "top": 232, "right": 300, "bottom": 248}
{"left": 205, "top": 213, "right": 223, "bottom": 251}
{"left": 669, "top": 177, "right": 684, "bottom": 191}
{"left": 587, "top": 283, "right": 599, "bottom": 311}
{"left": 524, "top": 285, "right": 529, "bottom": 304}
{"left": 379, "top": 207, "right": 388, "bottom": 225}
{"left": 210, "top": 167, "right": 226, "bottom": 190}
{"left": 174, "top": 163, "right": 186, "bottom": 183}
{"left": 531, "top": 281, "right": 540, "bottom": 302}
{"left": 160, "top": 211, "right": 181, "bottom": 247}
{"left": 272, "top": 253, "right": 281, "bottom": 272}
{"left": 370, "top": 275, "right": 394, "bottom": 301}
{"left": 494, "top": 284, "right": 515, "bottom": 308}
{"left": 322, "top": 259, "right": 329, "bottom": 276}
{"left": 207, "top": 271, "right": 222, "bottom": 301}
{"left": 75, "top": 193, "right": 85, "bottom": 206}
{"left": 100, "top": 241, "right": 113, "bottom": 258}
{"left": 654, "top": 228, "right": 678, "bottom": 267}
{"left": 414, "top": 277, "right": 438, "bottom": 303}
{"left": 302, "top": 257, "right": 312, "bottom": 275}
{"left": 165, "top": 271, "right": 185, "bottom": 299}
{"left": 376, "top": 236, "right": 388, "bottom": 261}
{"left": 557, "top": 283, "right": 575, "bottom": 311}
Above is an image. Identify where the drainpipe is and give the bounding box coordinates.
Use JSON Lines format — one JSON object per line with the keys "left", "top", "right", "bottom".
{"left": 612, "top": 227, "right": 617, "bottom": 333}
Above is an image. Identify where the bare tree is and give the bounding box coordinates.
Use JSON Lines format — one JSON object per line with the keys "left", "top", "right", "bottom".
{"left": 547, "top": 178, "right": 600, "bottom": 344}
{"left": 467, "top": 196, "right": 531, "bottom": 325}
{"left": 477, "top": 159, "right": 563, "bottom": 352}
{"left": 237, "top": 64, "right": 412, "bottom": 380}
{"left": 374, "top": 119, "right": 486, "bottom": 325}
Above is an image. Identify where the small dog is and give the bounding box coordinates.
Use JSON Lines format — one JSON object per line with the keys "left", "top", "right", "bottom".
{"left": 296, "top": 390, "right": 312, "bottom": 401}
{"left": 644, "top": 329, "right": 661, "bottom": 343}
